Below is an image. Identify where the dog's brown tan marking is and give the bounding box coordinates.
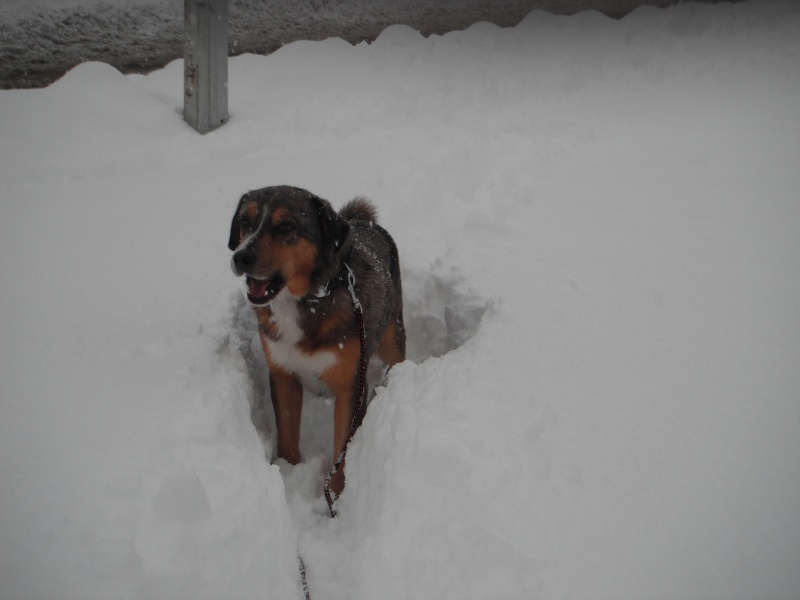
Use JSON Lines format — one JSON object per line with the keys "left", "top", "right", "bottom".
{"left": 245, "top": 201, "right": 260, "bottom": 225}
{"left": 249, "top": 233, "right": 318, "bottom": 297}
{"left": 266, "top": 359, "right": 303, "bottom": 465}
{"left": 256, "top": 308, "right": 281, "bottom": 341}
{"left": 229, "top": 186, "right": 406, "bottom": 497}
{"left": 270, "top": 206, "right": 290, "bottom": 227}
{"left": 319, "top": 337, "right": 363, "bottom": 494}
{"left": 377, "top": 320, "right": 406, "bottom": 366}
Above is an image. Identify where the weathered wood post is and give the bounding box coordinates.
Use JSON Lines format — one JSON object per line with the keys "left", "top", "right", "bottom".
{"left": 184, "top": 0, "right": 228, "bottom": 133}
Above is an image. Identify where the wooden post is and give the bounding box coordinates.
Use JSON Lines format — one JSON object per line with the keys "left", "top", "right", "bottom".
{"left": 184, "top": 0, "right": 228, "bottom": 133}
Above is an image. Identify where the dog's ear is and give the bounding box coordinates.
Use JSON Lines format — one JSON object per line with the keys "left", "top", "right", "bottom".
{"left": 312, "top": 197, "right": 350, "bottom": 266}
{"left": 228, "top": 196, "right": 246, "bottom": 251}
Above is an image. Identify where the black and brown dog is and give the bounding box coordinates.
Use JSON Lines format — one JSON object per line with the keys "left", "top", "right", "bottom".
{"left": 228, "top": 185, "right": 405, "bottom": 494}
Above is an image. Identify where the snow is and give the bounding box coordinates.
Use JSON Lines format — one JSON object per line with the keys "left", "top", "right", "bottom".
{"left": 2, "top": 1, "right": 800, "bottom": 599}
{"left": 2, "top": 0, "right": 649, "bottom": 90}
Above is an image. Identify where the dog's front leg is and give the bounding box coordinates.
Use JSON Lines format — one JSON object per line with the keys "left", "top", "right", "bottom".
{"left": 321, "top": 338, "right": 361, "bottom": 495}
{"left": 268, "top": 366, "right": 303, "bottom": 465}
{"left": 328, "top": 391, "right": 356, "bottom": 495}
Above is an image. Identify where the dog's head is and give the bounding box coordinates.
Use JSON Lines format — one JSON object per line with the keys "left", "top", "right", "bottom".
{"left": 228, "top": 186, "right": 350, "bottom": 305}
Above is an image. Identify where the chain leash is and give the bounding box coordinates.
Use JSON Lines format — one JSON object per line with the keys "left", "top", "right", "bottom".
{"left": 323, "top": 263, "right": 368, "bottom": 518}
{"left": 300, "top": 263, "right": 368, "bottom": 598}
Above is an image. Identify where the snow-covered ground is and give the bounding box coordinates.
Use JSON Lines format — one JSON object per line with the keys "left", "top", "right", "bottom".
{"left": 2, "top": 1, "right": 799, "bottom": 598}
{"left": 0, "top": 0, "right": 682, "bottom": 89}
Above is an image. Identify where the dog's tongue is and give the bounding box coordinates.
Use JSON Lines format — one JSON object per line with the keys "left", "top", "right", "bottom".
{"left": 249, "top": 277, "right": 270, "bottom": 299}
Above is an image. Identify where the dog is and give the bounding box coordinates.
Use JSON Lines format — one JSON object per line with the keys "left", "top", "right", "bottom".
{"left": 228, "top": 185, "right": 405, "bottom": 495}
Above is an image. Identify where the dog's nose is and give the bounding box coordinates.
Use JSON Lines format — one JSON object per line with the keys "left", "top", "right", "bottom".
{"left": 233, "top": 248, "right": 255, "bottom": 274}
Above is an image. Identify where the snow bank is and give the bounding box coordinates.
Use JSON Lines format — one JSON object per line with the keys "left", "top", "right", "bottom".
{"left": 0, "top": 0, "right": 670, "bottom": 89}
{"left": 1, "top": 1, "right": 799, "bottom": 598}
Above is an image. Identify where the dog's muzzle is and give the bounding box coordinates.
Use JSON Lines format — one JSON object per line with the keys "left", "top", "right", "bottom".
{"left": 245, "top": 274, "right": 285, "bottom": 305}
{"left": 232, "top": 247, "right": 286, "bottom": 305}
{"left": 232, "top": 246, "right": 256, "bottom": 277}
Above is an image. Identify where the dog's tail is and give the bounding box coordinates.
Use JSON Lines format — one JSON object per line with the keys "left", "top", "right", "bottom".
{"left": 339, "top": 197, "right": 378, "bottom": 223}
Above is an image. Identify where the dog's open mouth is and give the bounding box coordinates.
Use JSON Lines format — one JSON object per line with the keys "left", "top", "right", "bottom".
{"left": 246, "top": 274, "right": 285, "bottom": 305}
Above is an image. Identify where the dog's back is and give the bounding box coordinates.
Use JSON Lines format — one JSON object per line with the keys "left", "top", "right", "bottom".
{"left": 341, "top": 199, "right": 405, "bottom": 364}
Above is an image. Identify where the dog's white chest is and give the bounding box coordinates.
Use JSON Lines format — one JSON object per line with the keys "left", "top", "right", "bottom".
{"left": 263, "top": 296, "right": 335, "bottom": 394}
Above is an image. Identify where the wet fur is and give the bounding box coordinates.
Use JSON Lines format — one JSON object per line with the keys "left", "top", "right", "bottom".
{"left": 228, "top": 185, "right": 405, "bottom": 495}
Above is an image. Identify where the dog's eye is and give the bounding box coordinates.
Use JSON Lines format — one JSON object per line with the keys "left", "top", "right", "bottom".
{"left": 274, "top": 222, "right": 295, "bottom": 235}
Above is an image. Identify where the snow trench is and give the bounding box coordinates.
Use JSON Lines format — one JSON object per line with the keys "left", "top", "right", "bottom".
{"left": 231, "top": 264, "right": 490, "bottom": 468}
{"left": 225, "top": 261, "right": 490, "bottom": 595}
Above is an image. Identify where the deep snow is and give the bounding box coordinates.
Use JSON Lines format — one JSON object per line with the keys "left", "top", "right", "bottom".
{"left": 0, "top": 0, "right": 679, "bottom": 89}
{"left": 1, "top": 1, "right": 800, "bottom": 599}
